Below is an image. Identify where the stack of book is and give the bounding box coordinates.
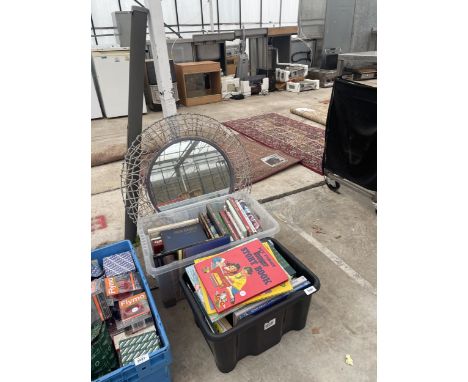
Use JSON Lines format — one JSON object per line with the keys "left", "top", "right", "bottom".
{"left": 91, "top": 252, "right": 161, "bottom": 377}
{"left": 184, "top": 238, "right": 312, "bottom": 334}
{"left": 149, "top": 197, "right": 263, "bottom": 267}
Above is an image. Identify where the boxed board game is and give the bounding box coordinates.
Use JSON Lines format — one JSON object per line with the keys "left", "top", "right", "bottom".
{"left": 91, "top": 240, "right": 172, "bottom": 382}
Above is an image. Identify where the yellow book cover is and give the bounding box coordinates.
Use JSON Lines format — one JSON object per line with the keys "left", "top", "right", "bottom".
{"left": 194, "top": 242, "right": 292, "bottom": 316}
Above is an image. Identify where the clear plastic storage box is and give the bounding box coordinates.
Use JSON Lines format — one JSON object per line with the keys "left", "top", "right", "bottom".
{"left": 138, "top": 191, "right": 280, "bottom": 307}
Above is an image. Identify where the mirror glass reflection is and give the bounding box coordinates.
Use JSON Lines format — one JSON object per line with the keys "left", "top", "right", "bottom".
{"left": 148, "top": 140, "right": 231, "bottom": 209}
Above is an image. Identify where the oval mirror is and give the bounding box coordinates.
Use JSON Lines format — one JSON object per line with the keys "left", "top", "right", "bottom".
{"left": 147, "top": 139, "right": 233, "bottom": 211}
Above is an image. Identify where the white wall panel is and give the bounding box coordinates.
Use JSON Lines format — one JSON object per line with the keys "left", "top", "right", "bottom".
{"left": 91, "top": 0, "right": 299, "bottom": 46}
{"left": 241, "top": 0, "right": 260, "bottom": 25}
{"left": 281, "top": 0, "right": 299, "bottom": 24}
{"left": 218, "top": 0, "right": 239, "bottom": 24}
{"left": 178, "top": 0, "right": 202, "bottom": 25}
{"left": 262, "top": 0, "right": 281, "bottom": 26}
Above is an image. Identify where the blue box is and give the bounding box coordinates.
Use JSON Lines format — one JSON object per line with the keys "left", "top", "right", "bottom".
{"left": 92, "top": 240, "right": 172, "bottom": 382}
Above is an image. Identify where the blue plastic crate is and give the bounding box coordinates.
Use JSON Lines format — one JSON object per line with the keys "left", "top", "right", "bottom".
{"left": 92, "top": 240, "right": 172, "bottom": 382}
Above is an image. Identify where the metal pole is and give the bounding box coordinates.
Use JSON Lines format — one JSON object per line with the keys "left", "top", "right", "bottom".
{"left": 145, "top": 0, "right": 177, "bottom": 117}
{"left": 208, "top": 0, "right": 215, "bottom": 32}
{"left": 279, "top": 0, "right": 282, "bottom": 26}
{"left": 91, "top": 16, "right": 98, "bottom": 45}
{"left": 239, "top": 0, "right": 242, "bottom": 28}
{"left": 174, "top": 0, "right": 181, "bottom": 34}
{"left": 216, "top": 0, "right": 220, "bottom": 31}
{"left": 200, "top": 0, "right": 205, "bottom": 32}
{"left": 124, "top": 6, "right": 149, "bottom": 242}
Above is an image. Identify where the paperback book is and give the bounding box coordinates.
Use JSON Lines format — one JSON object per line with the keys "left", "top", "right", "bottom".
{"left": 232, "top": 276, "right": 311, "bottom": 325}
{"left": 194, "top": 239, "right": 289, "bottom": 313}
{"left": 190, "top": 240, "right": 293, "bottom": 321}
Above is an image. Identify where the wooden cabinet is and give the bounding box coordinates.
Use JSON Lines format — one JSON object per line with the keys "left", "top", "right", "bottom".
{"left": 174, "top": 61, "right": 222, "bottom": 107}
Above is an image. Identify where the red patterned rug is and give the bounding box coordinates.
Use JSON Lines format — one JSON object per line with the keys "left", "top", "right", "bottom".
{"left": 237, "top": 134, "right": 300, "bottom": 183}
{"left": 224, "top": 113, "right": 325, "bottom": 175}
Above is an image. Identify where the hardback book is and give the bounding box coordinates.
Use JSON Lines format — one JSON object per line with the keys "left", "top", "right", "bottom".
{"left": 198, "top": 213, "right": 219, "bottom": 239}
{"left": 183, "top": 235, "right": 231, "bottom": 258}
{"left": 263, "top": 240, "right": 296, "bottom": 277}
{"left": 118, "top": 292, "right": 151, "bottom": 324}
{"left": 151, "top": 238, "right": 164, "bottom": 254}
{"left": 219, "top": 210, "right": 240, "bottom": 241}
{"left": 160, "top": 223, "right": 208, "bottom": 254}
{"left": 225, "top": 209, "right": 244, "bottom": 239}
{"left": 229, "top": 197, "right": 255, "bottom": 236}
{"left": 186, "top": 264, "right": 216, "bottom": 315}
{"left": 225, "top": 199, "right": 248, "bottom": 237}
{"left": 213, "top": 317, "right": 232, "bottom": 334}
{"left": 198, "top": 212, "right": 214, "bottom": 239}
{"left": 232, "top": 198, "right": 256, "bottom": 235}
{"left": 232, "top": 276, "right": 311, "bottom": 325}
{"left": 104, "top": 272, "right": 142, "bottom": 297}
{"left": 194, "top": 239, "right": 289, "bottom": 313}
{"left": 206, "top": 204, "right": 230, "bottom": 238}
{"left": 239, "top": 199, "right": 261, "bottom": 231}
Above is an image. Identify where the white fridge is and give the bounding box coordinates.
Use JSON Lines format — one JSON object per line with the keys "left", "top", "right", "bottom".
{"left": 92, "top": 48, "right": 147, "bottom": 118}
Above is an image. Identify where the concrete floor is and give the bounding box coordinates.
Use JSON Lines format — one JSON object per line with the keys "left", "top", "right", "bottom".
{"left": 150, "top": 185, "right": 376, "bottom": 382}
{"left": 91, "top": 86, "right": 376, "bottom": 381}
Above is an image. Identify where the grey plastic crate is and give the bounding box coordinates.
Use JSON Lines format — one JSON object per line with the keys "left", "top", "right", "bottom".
{"left": 138, "top": 191, "right": 279, "bottom": 307}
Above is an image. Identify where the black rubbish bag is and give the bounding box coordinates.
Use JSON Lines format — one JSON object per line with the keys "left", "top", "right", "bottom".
{"left": 322, "top": 78, "right": 377, "bottom": 191}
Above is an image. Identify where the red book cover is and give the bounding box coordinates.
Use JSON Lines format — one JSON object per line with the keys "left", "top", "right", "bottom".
{"left": 194, "top": 239, "right": 289, "bottom": 313}
{"left": 219, "top": 210, "right": 240, "bottom": 241}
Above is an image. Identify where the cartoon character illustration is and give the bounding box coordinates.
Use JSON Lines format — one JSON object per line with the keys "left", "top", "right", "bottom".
{"left": 214, "top": 290, "right": 228, "bottom": 310}
{"left": 208, "top": 257, "right": 253, "bottom": 304}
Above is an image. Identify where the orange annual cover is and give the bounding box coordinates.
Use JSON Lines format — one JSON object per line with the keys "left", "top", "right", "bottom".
{"left": 194, "top": 239, "right": 289, "bottom": 313}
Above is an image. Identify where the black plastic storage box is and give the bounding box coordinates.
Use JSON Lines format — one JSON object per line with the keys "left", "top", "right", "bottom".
{"left": 180, "top": 238, "right": 320, "bottom": 373}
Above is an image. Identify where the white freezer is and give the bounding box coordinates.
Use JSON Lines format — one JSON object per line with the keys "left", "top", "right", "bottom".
{"left": 92, "top": 48, "right": 147, "bottom": 118}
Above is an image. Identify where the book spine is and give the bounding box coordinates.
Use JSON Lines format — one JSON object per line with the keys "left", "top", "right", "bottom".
{"left": 226, "top": 199, "right": 248, "bottom": 237}
{"left": 232, "top": 198, "right": 256, "bottom": 235}
{"left": 219, "top": 210, "right": 240, "bottom": 241}
{"left": 239, "top": 199, "right": 261, "bottom": 231}
{"left": 216, "top": 212, "right": 233, "bottom": 241}
{"left": 236, "top": 281, "right": 311, "bottom": 323}
{"left": 206, "top": 205, "right": 228, "bottom": 237}
{"left": 225, "top": 209, "right": 245, "bottom": 239}
{"left": 233, "top": 276, "right": 308, "bottom": 325}
{"left": 198, "top": 213, "right": 214, "bottom": 239}
{"left": 219, "top": 210, "right": 239, "bottom": 240}
{"left": 208, "top": 221, "right": 219, "bottom": 238}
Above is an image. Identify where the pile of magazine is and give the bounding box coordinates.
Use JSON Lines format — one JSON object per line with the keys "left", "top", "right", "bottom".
{"left": 91, "top": 252, "right": 161, "bottom": 379}
{"left": 149, "top": 197, "right": 263, "bottom": 267}
{"left": 184, "top": 238, "right": 312, "bottom": 334}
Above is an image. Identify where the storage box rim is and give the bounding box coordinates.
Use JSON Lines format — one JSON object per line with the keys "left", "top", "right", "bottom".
{"left": 91, "top": 240, "right": 172, "bottom": 381}
{"left": 179, "top": 237, "right": 320, "bottom": 342}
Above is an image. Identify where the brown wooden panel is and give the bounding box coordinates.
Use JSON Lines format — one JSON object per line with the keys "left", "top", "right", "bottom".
{"left": 183, "top": 93, "right": 221, "bottom": 107}
{"left": 267, "top": 26, "right": 298, "bottom": 36}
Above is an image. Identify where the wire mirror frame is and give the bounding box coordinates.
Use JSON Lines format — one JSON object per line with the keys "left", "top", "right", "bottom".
{"left": 121, "top": 113, "right": 252, "bottom": 223}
